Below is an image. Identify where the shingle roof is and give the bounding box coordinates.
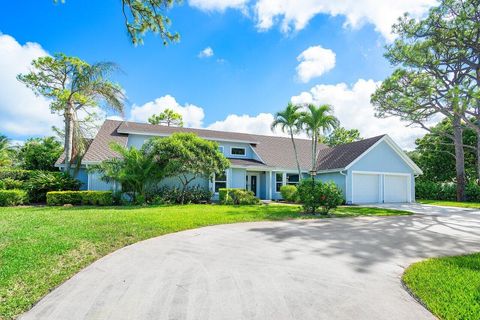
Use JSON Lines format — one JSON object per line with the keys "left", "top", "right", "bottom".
{"left": 82, "top": 120, "right": 128, "bottom": 163}
{"left": 316, "top": 135, "right": 385, "bottom": 171}
{"left": 116, "top": 121, "right": 323, "bottom": 170}
{"left": 228, "top": 158, "right": 268, "bottom": 168}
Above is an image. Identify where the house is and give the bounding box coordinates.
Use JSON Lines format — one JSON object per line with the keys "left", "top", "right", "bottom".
{"left": 56, "top": 120, "right": 423, "bottom": 204}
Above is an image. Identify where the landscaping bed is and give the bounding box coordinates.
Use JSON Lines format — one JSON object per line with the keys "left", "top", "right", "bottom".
{"left": 0, "top": 204, "right": 410, "bottom": 319}
{"left": 403, "top": 253, "right": 480, "bottom": 320}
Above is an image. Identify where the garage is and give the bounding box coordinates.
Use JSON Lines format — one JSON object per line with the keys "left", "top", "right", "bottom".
{"left": 352, "top": 173, "right": 380, "bottom": 204}
{"left": 384, "top": 174, "right": 410, "bottom": 203}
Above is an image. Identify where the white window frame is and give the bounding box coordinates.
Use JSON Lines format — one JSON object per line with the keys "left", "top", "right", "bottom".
{"left": 275, "top": 172, "right": 284, "bottom": 193}
{"left": 213, "top": 171, "right": 227, "bottom": 194}
{"left": 230, "top": 147, "right": 246, "bottom": 156}
{"left": 286, "top": 173, "right": 300, "bottom": 186}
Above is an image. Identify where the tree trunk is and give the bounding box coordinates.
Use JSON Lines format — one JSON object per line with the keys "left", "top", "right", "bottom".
{"left": 64, "top": 104, "right": 74, "bottom": 173}
{"left": 452, "top": 115, "right": 466, "bottom": 201}
{"left": 477, "top": 130, "right": 480, "bottom": 185}
{"left": 290, "top": 130, "right": 302, "bottom": 178}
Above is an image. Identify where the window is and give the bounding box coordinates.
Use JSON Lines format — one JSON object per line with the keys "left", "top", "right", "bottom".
{"left": 219, "top": 146, "right": 224, "bottom": 153}
{"left": 231, "top": 147, "right": 246, "bottom": 156}
{"left": 287, "top": 173, "right": 299, "bottom": 186}
{"left": 214, "top": 171, "right": 227, "bottom": 193}
{"left": 275, "top": 173, "right": 283, "bottom": 192}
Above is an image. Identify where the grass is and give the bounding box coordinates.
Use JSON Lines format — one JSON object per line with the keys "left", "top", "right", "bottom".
{"left": 418, "top": 199, "right": 480, "bottom": 209}
{"left": 403, "top": 253, "right": 480, "bottom": 320}
{"left": 0, "top": 204, "right": 410, "bottom": 320}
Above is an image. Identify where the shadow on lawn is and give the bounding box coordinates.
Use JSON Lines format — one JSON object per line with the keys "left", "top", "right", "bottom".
{"left": 246, "top": 214, "right": 480, "bottom": 273}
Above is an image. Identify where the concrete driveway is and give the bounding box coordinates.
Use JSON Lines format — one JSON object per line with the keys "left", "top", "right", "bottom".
{"left": 21, "top": 204, "right": 480, "bottom": 320}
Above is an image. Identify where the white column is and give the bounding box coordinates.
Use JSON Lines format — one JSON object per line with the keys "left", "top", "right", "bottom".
{"left": 267, "top": 171, "right": 272, "bottom": 200}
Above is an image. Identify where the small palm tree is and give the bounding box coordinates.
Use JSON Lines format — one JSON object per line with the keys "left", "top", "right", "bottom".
{"left": 271, "top": 103, "right": 303, "bottom": 177}
{"left": 300, "top": 104, "right": 339, "bottom": 173}
{"left": 0, "top": 135, "right": 11, "bottom": 167}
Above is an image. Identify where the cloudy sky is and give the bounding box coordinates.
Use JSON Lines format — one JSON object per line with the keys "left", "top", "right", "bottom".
{"left": 0, "top": 0, "right": 438, "bottom": 148}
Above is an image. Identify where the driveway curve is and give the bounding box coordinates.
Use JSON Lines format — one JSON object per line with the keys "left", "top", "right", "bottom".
{"left": 21, "top": 204, "right": 480, "bottom": 320}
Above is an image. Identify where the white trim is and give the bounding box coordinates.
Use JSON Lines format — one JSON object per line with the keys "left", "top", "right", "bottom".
{"left": 230, "top": 147, "right": 246, "bottom": 157}
{"left": 316, "top": 168, "right": 346, "bottom": 174}
{"left": 118, "top": 129, "right": 259, "bottom": 144}
{"left": 267, "top": 171, "right": 272, "bottom": 200}
{"left": 351, "top": 170, "right": 411, "bottom": 176}
{"left": 345, "top": 135, "right": 423, "bottom": 175}
{"left": 274, "top": 172, "right": 284, "bottom": 193}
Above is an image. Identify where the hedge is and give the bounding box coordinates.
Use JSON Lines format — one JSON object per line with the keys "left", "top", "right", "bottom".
{"left": 0, "top": 189, "right": 28, "bottom": 206}
{"left": 218, "top": 188, "right": 260, "bottom": 205}
{"left": 47, "top": 191, "right": 114, "bottom": 206}
{"left": 280, "top": 185, "right": 298, "bottom": 202}
{"left": 416, "top": 180, "right": 480, "bottom": 202}
{"left": 0, "top": 169, "right": 33, "bottom": 181}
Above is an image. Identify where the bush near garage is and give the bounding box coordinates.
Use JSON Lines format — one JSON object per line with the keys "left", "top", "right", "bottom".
{"left": 280, "top": 185, "right": 298, "bottom": 202}
{"left": 47, "top": 191, "right": 114, "bottom": 206}
{"left": 0, "top": 189, "right": 28, "bottom": 206}
{"left": 297, "top": 179, "right": 343, "bottom": 214}
{"left": 219, "top": 188, "right": 260, "bottom": 205}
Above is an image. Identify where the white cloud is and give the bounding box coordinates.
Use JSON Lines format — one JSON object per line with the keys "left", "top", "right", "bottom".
{"left": 207, "top": 113, "right": 281, "bottom": 136}
{"left": 130, "top": 95, "right": 205, "bottom": 128}
{"left": 190, "top": 0, "right": 436, "bottom": 41}
{"left": 189, "top": 0, "right": 248, "bottom": 11}
{"left": 0, "top": 34, "right": 63, "bottom": 137}
{"left": 198, "top": 46, "right": 214, "bottom": 58}
{"left": 296, "top": 45, "right": 335, "bottom": 83}
{"left": 291, "top": 79, "right": 426, "bottom": 149}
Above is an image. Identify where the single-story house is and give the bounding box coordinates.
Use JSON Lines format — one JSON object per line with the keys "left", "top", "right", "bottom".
{"left": 56, "top": 120, "right": 423, "bottom": 204}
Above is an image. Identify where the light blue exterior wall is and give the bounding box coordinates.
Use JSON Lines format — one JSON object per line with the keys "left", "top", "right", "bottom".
{"left": 316, "top": 172, "right": 346, "bottom": 198}
{"left": 230, "top": 168, "right": 246, "bottom": 189}
{"left": 88, "top": 172, "right": 117, "bottom": 191}
{"left": 75, "top": 168, "right": 89, "bottom": 190}
{"left": 345, "top": 141, "right": 415, "bottom": 203}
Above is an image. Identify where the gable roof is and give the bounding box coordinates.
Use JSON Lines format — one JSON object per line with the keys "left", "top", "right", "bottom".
{"left": 77, "top": 120, "right": 325, "bottom": 170}
{"left": 316, "top": 135, "right": 385, "bottom": 171}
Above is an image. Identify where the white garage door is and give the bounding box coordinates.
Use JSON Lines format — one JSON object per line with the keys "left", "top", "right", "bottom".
{"left": 384, "top": 174, "right": 409, "bottom": 203}
{"left": 352, "top": 173, "right": 380, "bottom": 204}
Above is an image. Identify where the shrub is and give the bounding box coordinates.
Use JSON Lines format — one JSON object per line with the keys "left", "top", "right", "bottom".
{"left": 2, "top": 178, "right": 24, "bottom": 190}
{"left": 47, "top": 191, "right": 114, "bottom": 206}
{"left": 24, "top": 171, "right": 80, "bottom": 203}
{"left": 0, "top": 169, "right": 33, "bottom": 181}
{"left": 0, "top": 189, "right": 28, "bottom": 206}
{"left": 219, "top": 188, "right": 260, "bottom": 205}
{"left": 147, "top": 185, "right": 212, "bottom": 204}
{"left": 0, "top": 180, "right": 4, "bottom": 190}
{"left": 280, "top": 185, "right": 298, "bottom": 202}
{"left": 415, "top": 180, "right": 480, "bottom": 202}
{"left": 297, "top": 179, "right": 343, "bottom": 214}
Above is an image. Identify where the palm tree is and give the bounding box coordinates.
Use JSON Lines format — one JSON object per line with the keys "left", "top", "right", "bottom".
{"left": 271, "top": 103, "right": 303, "bottom": 177}
{"left": 18, "top": 54, "right": 125, "bottom": 172}
{"left": 300, "top": 104, "right": 339, "bottom": 173}
{"left": 0, "top": 135, "right": 11, "bottom": 167}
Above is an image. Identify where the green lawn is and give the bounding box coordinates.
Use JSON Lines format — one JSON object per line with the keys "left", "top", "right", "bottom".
{"left": 403, "top": 253, "right": 480, "bottom": 320}
{"left": 0, "top": 204, "right": 410, "bottom": 320}
{"left": 418, "top": 199, "right": 480, "bottom": 209}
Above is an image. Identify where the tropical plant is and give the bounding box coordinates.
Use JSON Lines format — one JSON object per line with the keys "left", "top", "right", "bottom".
{"left": 17, "top": 137, "right": 63, "bottom": 171}
{"left": 271, "top": 103, "right": 303, "bottom": 177}
{"left": 148, "top": 108, "right": 184, "bottom": 126}
{"left": 18, "top": 53, "right": 125, "bottom": 173}
{"left": 91, "top": 142, "right": 166, "bottom": 204}
{"left": 0, "top": 135, "right": 12, "bottom": 168}
{"left": 148, "top": 133, "right": 230, "bottom": 204}
{"left": 24, "top": 171, "right": 81, "bottom": 203}
{"left": 300, "top": 104, "right": 339, "bottom": 173}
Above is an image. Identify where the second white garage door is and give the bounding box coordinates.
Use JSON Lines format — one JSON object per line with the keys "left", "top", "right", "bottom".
{"left": 384, "top": 174, "right": 409, "bottom": 203}
{"left": 352, "top": 173, "right": 380, "bottom": 203}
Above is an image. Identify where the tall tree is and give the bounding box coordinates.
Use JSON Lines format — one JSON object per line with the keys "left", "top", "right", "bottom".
{"left": 148, "top": 108, "right": 184, "bottom": 126}
{"left": 325, "top": 127, "right": 362, "bottom": 147}
{"left": 18, "top": 54, "right": 125, "bottom": 173}
{"left": 271, "top": 103, "right": 303, "bottom": 177}
{"left": 0, "top": 135, "right": 12, "bottom": 168}
{"left": 300, "top": 104, "right": 339, "bottom": 173}
{"left": 18, "top": 137, "right": 63, "bottom": 171}
{"left": 148, "top": 133, "right": 230, "bottom": 204}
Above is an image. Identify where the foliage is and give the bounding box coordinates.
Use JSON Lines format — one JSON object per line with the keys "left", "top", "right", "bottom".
{"left": 218, "top": 188, "right": 260, "bottom": 205}
{"left": 325, "top": 127, "right": 362, "bottom": 147}
{"left": 148, "top": 185, "right": 212, "bottom": 204}
{"left": 18, "top": 53, "right": 125, "bottom": 171}
{"left": 0, "top": 180, "right": 4, "bottom": 190}
{"left": 0, "top": 204, "right": 410, "bottom": 319}
{"left": 0, "top": 169, "right": 33, "bottom": 181}
{"left": 148, "top": 108, "right": 184, "bottom": 126}
{"left": 47, "top": 191, "right": 114, "bottom": 206}
{"left": 416, "top": 180, "right": 480, "bottom": 202}
{"left": 299, "top": 104, "right": 339, "bottom": 172}
{"left": 297, "top": 179, "right": 343, "bottom": 214}
{"left": 417, "top": 199, "right": 480, "bottom": 209}
{"left": 91, "top": 142, "right": 165, "bottom": 203}
{"left": 280, "top": 185, "right": 298, "bottom": 202}
{"left": 0, "top": 134, "right": 12, "bottom": 168}
{"left": 2, "top": 178, "right": 24, "bottom": 190}
{"left": 17, "top": 137, "right": 63, "bottom": 171}
{"left": 403, "top": 252, "right": 480, "bottom": 320}
{"left": 24, "top": 171, "right": 81, "bottom": 203}
{"left": 148, "top": 133, "right": 230, "bottom": 204}
{"left": 271, "top": 103, "right": 303, "bottom": 176}
{"left": 0, "top": 190, "right": 28, "bottom": 206}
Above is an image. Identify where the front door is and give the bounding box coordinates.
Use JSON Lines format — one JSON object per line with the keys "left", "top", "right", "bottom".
{"left": 246, "top": 174, "right": 259, "bottom": 196}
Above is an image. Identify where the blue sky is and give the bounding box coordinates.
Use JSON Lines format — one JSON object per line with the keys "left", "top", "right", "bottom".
{"left": 0, "top": 0, "right": 437, "bottom": 148}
